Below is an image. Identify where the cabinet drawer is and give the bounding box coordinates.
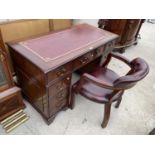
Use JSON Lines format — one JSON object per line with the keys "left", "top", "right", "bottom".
{"left": 49, "top": 97, "right": 68, "bottom": 116}
{"left": 54, "top": 88, "right": 69, "bottom": 102}
{"left": 49, "top": 75, "right": 71, "bottom": 97}
{"left": 73, "top": 47, "right": 105, "bottom": 71}
{"left": 73, "top": 52, "right": 92, "bottom": 70}
{"left": 49, "top": 88, "right": 69, "bottom": 116}
{"left": 47, "top": 62, "right": 72, "bottom": 83}
{"left": 50, "top": 99, "right": 67, "bottom": 116}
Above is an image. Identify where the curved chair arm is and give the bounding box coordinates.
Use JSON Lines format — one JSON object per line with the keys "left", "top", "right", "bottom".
{"left": 102, "top": 53, "right": 131, "bottom": 68}
{"left": 75, "top": 73, "right": 118, "bottom": 93}
{"left": 110, "top": 53, "right": 131, "bottom": 67}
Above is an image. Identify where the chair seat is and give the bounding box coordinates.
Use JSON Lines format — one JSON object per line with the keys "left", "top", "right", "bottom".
{"left": 77, "top": 67, "right": 123, "bottom": 103}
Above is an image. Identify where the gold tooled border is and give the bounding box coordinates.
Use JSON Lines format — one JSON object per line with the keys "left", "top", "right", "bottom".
{"left": 19, "top": 27, "right": 106, "bottom": 62}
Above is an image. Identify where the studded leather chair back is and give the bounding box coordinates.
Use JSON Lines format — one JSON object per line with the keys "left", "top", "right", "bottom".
{"left": 114, "top": 57, "right": 149, "bottom": 89}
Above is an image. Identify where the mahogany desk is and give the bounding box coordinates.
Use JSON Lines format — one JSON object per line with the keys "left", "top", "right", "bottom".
{"left": 8, "top": 24, "right": 118, "bottom": 124}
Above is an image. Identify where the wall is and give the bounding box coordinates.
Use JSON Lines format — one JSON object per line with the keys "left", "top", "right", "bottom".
{"left": 0, "top": 19, "right": 9, "bottom": 22}
{"left": 0, "top": 19, "right": 18, "bottom": 23}
{"left": 73, "top": 19, "right": 98, "bottom": 27}
{"left": 0, "top": 19, "right": 99, "bottom": 27}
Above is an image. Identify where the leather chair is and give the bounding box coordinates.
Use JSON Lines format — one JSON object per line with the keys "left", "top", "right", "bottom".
{"left": 70, "top": 53, "right": 149, "bottom": 128}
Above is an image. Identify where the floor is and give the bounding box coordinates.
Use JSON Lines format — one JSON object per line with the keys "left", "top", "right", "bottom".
{"left": 0, "top": 22, "right": 155, "bottom": 135}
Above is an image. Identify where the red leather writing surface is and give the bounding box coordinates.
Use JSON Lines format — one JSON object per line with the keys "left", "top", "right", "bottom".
{"left": 19, "top": 24, "right": 108, "bottom": 62}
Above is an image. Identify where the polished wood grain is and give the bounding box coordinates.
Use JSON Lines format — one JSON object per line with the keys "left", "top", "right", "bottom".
{"left": 98, "top": 19, "right": 145, "bottom": 53}
{"left": 0, "top": 30, "right": 14, "bottom": 91}
{"left": 0, "top": 87, "right": 25, "bottom": 121}
{"left": 70, "top": 53, "right": 149, "bottom": 128}
{"left": 0, "top": 30, "right": 25, "bottom": 121}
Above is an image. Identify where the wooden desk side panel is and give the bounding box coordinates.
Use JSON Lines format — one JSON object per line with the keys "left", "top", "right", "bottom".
{"left": 9, "top": 47, "right": 49, "bottom": 118}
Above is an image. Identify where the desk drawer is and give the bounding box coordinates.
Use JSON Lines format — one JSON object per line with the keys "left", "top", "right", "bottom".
{"left": 49, "top": 75, "right": 71, "bottom": 97}
{"left": 54, "top": 88, "right": 68, "bottom": 102}
{"left": 49, "top": 88, "right": 69, "bottom": 116}
{"left": 49, "top": 87, "right": 70, "bottom": 116}
{"left": 49, "top": 98, "right": 67, "bottom": 116}
{"left": 47, "top": 62, "right": 72, "bottom": 83}
{"left": 73, "top": 52, "right": 92, "bottom": 70}
{"left": 75, "top": 45, "right": 106, "bottom": 74}
{"left": 73, "top": 48, "right": 105, "bottom": 70}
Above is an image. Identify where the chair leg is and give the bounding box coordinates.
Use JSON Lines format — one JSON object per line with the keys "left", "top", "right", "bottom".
{"left": 101, "top": 102, "right": 112, "bottom": 128}
{"left": 69, "top": 87, "right": 75, "bottom": 110}
{"left": 115, "top": 97, "right": 122, "bottom": 108}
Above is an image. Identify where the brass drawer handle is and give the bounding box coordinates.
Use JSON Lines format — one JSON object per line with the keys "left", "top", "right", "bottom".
{"left": 80, "top": 57, "right": 88, "bottom": 64}
{"left": 91, "top": 53, "right": 95, "bottom": 57}
{"left": 56, "top": 67, "right": 67, "bottom": 77}
{"left": 56, "top": 85, "right": 63, "bottom": 91}
{"left": 66, "top": 77, "right": 70, "bottom": 81}
{"left": 91, "top": 51, "right": 97, "bottom": 58}
{"left": 56, "top": 92, "right": 66, "bottom": 101}
{"left": 55, "top": 77, "right": 70, "bottom": 91}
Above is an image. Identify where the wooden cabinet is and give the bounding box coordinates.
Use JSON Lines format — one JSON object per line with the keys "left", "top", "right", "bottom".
{"left": 0, "top": 54, "right": 11, "bottom": 92}
{"left": 98, "top": 19, "right": 144, "bottom": 53}
{"left": 0, "top": 30, "right": 25, "bottom": 121}
{"left": 0, "top": 32, "right": 13, "bottom": 92}
{"left": 0, "top": 87, "right": 25, "bottom": 121}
